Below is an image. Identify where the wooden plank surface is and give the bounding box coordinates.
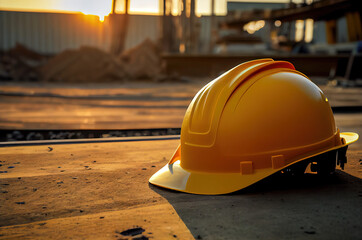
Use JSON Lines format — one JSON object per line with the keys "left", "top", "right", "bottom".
{"left": 0, "top": 139, "right": 361, "bottom": 239}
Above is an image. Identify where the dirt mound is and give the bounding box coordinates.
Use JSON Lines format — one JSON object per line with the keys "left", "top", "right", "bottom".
{"left": 39, "top": 47, "right": 127, "bottom": 83}
{"left": 0, "top": 43, "right": 46, "bottom": 81}
{"left": 38, "top": 39, "right": 163, "bottom": 83}
{"left": 8, "top": 43, "right": 46, "bottom": 63}
{"left": 120, "top": 38, "right": 162, "bottom": 79}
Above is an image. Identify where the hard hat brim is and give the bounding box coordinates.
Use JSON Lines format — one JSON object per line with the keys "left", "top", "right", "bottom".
{"left": 149, "top": 132, "right": 358, "bottom": 195}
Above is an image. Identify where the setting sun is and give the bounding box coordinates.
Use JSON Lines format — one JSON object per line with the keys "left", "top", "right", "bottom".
{"left": 0, "top": 0, "right": 113, "bottom": 21}
{"left": 0, "top": 0, "right": 162, "bottom": 22}
{"left": 0, "top": 0, "right": 229, "bottom": 20}
{"left": 80, "top": 10, "right": 108, "bottom": 22}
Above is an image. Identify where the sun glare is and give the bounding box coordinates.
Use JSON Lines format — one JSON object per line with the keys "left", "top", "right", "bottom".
{"left": 75, "top": 1, "right": 112, "bottom": 22}
{"left": 0, "top": 0, "right": 227, "bottom": 19}
{"left": 81, "top": 11, "right": 106, "bottom": 22}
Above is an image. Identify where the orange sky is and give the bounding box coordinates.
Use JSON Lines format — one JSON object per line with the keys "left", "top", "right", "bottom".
{"left": 0, "top": 0, "right": 224, "bottom": 18}
{"left": 0, "top": 0, "right": 296, "bottom": 21}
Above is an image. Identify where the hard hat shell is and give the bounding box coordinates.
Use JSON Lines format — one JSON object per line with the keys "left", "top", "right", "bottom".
{"left": 149, "top": 59, "right": 358, "bottom": 195}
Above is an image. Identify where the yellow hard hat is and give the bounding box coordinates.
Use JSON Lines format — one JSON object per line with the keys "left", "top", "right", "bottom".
{"left": 149, "top": 59, "right": 359, "bottom": 195}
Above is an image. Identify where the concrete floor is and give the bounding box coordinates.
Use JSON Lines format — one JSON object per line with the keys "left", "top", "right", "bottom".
{"left": 0, "top": 140, "right": 193, "bottom": 239}
{"left": 0, "top": 81, "right": 201, "bottom": 129}
{"left": 0, "top": 81, "right": 361, "bottom": 239}
{"left": 1, "top": 81, "right": 361, "bottom": 149}
{"left": 0, "top": 140, "right": 361, "bottom": 239}
{"left": 0, "top": 81, "right": 361, "bottom": 130}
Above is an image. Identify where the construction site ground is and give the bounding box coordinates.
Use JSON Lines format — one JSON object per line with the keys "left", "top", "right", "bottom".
{"left": 0, "top": 80, "right": 361, "bottom": 131}
{"left": 0, "top": 79, "right": 362, "bottom": 239}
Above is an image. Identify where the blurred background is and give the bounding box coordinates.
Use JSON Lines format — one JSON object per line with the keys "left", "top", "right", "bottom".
{"left": 0, "top": 0, "right": 361, "bottom": 145}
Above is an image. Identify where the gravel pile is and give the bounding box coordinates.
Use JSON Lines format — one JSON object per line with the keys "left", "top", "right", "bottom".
{"left": 2, "top": 129, "right": 181, "bottom": 142}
